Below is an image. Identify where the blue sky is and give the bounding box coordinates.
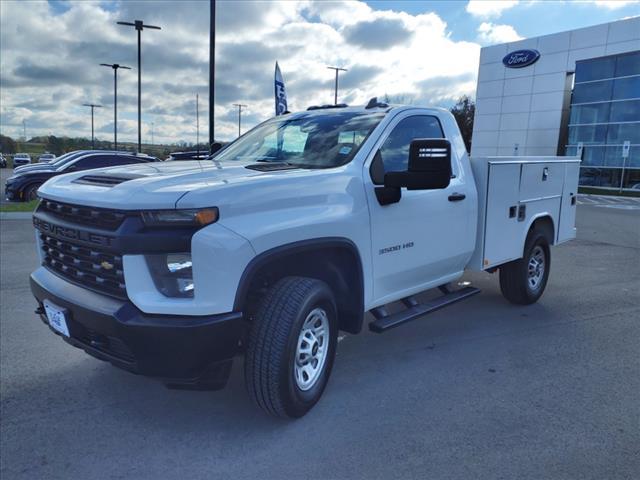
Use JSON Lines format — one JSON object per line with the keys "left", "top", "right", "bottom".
{"left": 1, "top": 0, "right": 638, "bottom": 144}
{"left": 365, "top": 0, "right": 640, "bottom": 41}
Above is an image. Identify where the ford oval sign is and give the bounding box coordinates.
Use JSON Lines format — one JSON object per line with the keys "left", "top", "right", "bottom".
{"left": 502, "top": 49, "right": 540, "bottom": 68}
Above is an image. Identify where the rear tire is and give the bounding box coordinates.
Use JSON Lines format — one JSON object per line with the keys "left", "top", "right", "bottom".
{"left": 245, "top": 276, "right": 338, "bottom": 418}
{"left": 499, "top": 230, "right": 550, "bottom": 305}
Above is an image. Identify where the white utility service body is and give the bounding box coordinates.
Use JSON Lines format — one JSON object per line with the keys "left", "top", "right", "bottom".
{"left": 469, "top": 156, "right": 580, "bottom": 270}
{"left": 30, "top": 103, "right": 580, "bottom": 417}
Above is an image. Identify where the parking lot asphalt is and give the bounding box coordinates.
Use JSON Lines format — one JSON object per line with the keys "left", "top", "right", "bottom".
{"left": 1, "top": 204, "right": 639, "bottom": 480}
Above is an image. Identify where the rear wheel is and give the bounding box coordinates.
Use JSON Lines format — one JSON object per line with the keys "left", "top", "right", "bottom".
{"left": 244, "top": 276, "right": 338, "bottom": 418}
{"left": 25, "top": 183, "right": 42, "bottom": 201}
{"left": 499, "top": 230, "right": 550, "bottom": 305}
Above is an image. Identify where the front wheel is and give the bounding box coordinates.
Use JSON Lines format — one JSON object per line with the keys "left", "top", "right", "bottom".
{"left": 244, "top": 276, "right": 338, "bottom": 418}
{"left": 25, "top": 183, "right": 42, "bottom": 201}
{"left": 499, "top": 230, "right": 550, "bottom": 305}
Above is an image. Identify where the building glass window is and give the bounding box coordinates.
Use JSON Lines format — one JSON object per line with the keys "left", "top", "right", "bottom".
{"left": 574, "top": 56, "right": 616, "bottom": 83}
{"left": 567, "top": 51, "right": 640, "bottom": 191}
{"left": 610, "top": 99, "right": 640, "bottom": 122}
{"left": 569, "top": 103, "right": 610, "bottom": 124}
{"left": 629, "top": 146, "right": 640, "bottom": 168}
{"left": 572, "top": 80, "right": 612, "bottom": 104}
{"left": 607, "top": 123, "right": 640, "bottom": 144}
{"left": 615, "top": 51, "right": 640, "bottom": 77}
{"left": 612, "top": 76, "right": 640, "bottom": 100}
{"left": 625, "top": 167, "right": 640, "bottom": 188}
{"left": 568, "top": 125, "right": 607, "bottom": 144}
{"left": 581, "top": 146, "right": 606, "bottom": 166}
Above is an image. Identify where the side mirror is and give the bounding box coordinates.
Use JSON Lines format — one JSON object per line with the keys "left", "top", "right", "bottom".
{"left": 384, "top": 139, "right": 452, "bottom": 190}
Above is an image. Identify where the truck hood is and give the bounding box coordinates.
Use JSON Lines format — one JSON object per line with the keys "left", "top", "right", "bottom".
{"left": 37, "top": 160, "right": 298, "bottom": 209}
{"left": 14, "top": 164, "right": 55, "bottom": 174}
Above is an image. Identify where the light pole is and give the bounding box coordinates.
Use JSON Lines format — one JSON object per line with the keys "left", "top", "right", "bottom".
{"left": 151, "top": 121, "right": 155, "bottom": 146}
{"left": 232, "top": 104, "right": 247, "bottom": 137}
{"left": 209, "top": 0, "right": 216, "bottom": 152}
{"left": 117, "top": 19, "right": 161, "bottom": 152}
{"left": 196, "top": 94, "right": 200, "bottom": 156}
{"left": 327, "top": 66, "right": 347, "bottom": 105}
{"left": 100, "top": 63, "right": 131, "bottom": 150}
{"left": 82, "top": 103, "right": 103, "bottom": 149}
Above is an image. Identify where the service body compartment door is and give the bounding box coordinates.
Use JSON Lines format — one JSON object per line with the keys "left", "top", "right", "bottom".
{"left": 557, "top": 163, "right": 580, "bottom": 243}
{"left": 519, "top": 163, "right": 565, "bottom": 202}
{"left": 483, "top": 163, "right": 523, "bottom": 267}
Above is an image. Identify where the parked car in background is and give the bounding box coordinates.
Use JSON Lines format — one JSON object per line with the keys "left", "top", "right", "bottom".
{"left": 12, "top": 153, "right": 31, "bottom": 167}
{"left": 38, "top": 153, "right": 56, "bottom": 163}
{"left": 5, "top": 151, "right": 158, "bottom": 202}
{"left": 13, "top": 150, "right": 105, "bottom": 174}
{"left": 165, "top": 151, "right": 210, "bottom": 161}
{"left": 0, "top": 153, "right": 6, "bottom": 168}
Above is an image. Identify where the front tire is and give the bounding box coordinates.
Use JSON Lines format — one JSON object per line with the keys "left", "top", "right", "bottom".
{"left": 245, "top": 276, "right": 338, "bottom": 418}
{"left": 499, "top": 230, "right": 550, "bottom": 305}
{"left": 25, "top": 183, "right": 42, "bottom": 201}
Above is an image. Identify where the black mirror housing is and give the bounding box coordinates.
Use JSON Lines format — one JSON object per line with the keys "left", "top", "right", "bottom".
{"left": 384, "top": 139, "right": 452, "bottom": 191}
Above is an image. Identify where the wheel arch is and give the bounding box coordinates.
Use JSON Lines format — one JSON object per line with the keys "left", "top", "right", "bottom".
{"left": 234, "top": 237, "right": 365, "bottom": 334}
{"left": 524, "top": 214, "right": 555, "bottom": 254}
{"left": 22, "top": 181, "right": 44, "bottom": 201}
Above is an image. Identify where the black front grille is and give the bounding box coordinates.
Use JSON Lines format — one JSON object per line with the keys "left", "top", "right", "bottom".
{"left": 40, "top": 233, "right": 127, "bottom": 299}
{"left": 39, "top": 199, "right": 127, "bottom": 230}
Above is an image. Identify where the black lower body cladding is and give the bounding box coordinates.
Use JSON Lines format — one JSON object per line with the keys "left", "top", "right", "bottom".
{"left": 30, "top": 267, "right": 244, "bottom": 389}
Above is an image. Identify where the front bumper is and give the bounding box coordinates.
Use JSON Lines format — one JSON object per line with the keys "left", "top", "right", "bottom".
{"left": 5, "top": 185, "right": 20, "bottom": 201}
{"left": 30, "top": 266, "right": 244, "bottom": 389}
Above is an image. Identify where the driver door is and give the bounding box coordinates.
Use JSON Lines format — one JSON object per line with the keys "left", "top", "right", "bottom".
{"left": 364, "top": 113, "right": 474, "bottom": 305}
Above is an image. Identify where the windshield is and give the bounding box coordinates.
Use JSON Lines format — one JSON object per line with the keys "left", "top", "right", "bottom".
{"left": 214, "top": 111, "right": 385, "bottom": 169}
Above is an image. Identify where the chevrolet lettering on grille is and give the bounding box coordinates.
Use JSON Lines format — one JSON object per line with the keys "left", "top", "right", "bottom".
{"left": 33, "top": 217, "right": 113, "bottom": 247}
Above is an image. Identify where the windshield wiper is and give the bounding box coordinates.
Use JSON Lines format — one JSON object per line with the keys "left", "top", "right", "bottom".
{"left": 255, "top": 159, "right": 293, "bottom": 165}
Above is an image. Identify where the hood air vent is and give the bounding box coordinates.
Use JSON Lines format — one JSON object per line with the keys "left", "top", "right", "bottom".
{"left": 73, "top": 174, "right": 143, "bottom": 187}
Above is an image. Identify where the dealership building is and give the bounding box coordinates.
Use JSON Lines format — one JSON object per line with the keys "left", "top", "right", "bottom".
{"left": 471, "top": 17, "right": 640, "bottom": 191}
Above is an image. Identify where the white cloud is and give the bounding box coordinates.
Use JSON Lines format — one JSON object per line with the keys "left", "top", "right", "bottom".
{"left": 590, "top": 0, "right": 640, "bottom": 9}
{"left": 466, "top": 0, "right": 520, "bottom": 18}
{"left": 0, "top": 1, "right": 481, "bottom": 144}
{"left": 477, "top": 22, "right": 523, "bottom": 44}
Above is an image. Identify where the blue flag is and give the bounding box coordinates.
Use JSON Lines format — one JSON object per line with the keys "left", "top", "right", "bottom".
{"left": 275, "top": 62, "right": 288, "bottom": 116}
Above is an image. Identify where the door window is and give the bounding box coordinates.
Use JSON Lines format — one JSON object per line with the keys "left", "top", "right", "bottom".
{"left": 379, "top": 116, "right": 444, "bottom": 173}
{"left": 68, "top": 155, "right": 144, "bottom": 171}
{"left": 68, "top": 155, "right": 109, "bottom": 171}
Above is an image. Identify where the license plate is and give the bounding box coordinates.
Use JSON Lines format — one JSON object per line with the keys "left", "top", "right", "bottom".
{"left": 43, "top": 300, "right": 70, "bottom": 337}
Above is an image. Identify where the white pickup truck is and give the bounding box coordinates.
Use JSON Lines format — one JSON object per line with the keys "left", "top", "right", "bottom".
{"left": 30, "top": 100, "right": 580, "bottom": 418}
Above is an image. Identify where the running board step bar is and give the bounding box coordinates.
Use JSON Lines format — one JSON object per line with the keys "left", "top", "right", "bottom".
{"left": 368, "top": 286, "right": 481, "bottom": 333}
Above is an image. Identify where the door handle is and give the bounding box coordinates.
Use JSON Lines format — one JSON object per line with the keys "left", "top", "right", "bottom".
{"left": 448, "top": 193, "right": 466, "bottom": 202}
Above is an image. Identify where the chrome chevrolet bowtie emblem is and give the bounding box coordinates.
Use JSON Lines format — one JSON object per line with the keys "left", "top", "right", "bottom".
{"left": 101, "top": 261, "right": 114, "bottom": 270}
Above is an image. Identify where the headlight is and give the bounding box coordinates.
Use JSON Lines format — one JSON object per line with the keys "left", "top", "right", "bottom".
{"left": 141, "top": 207, "right": 218, "bottom": 227}
{"left": 146, "top": 253, "right": 194, "bottom": 298}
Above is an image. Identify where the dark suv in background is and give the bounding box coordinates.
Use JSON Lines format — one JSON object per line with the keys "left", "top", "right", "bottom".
{"left": 5, "top": 151, "right": 158, "bottom": 202}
